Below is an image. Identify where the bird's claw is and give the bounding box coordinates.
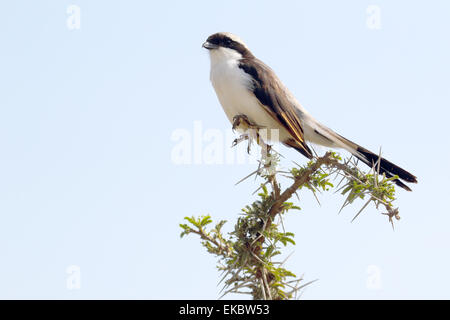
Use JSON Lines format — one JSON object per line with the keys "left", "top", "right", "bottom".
{"left": 232, "top": 114, "right": 261, "bottom": 131}
{"left": 232, "top": 134, "right": 253, "bottom": 154}
{"left": 232, "top": 114, "right": 249, "bottom": 131}
{"left": 231, "top": 114, "right": 267, "bottom": 154}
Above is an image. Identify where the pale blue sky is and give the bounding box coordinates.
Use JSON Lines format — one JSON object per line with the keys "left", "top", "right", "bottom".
{"left": 0, "top": 1, "right": 449, "bottom": 299}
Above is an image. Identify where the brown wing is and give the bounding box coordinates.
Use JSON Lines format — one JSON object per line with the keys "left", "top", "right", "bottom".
{"left": 239, "top": 58, "right": 313, "bottom": 159}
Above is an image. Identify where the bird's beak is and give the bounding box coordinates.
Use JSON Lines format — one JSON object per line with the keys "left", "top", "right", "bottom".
{"left": 202, "top": 41, "right": 218, "bottom": 50}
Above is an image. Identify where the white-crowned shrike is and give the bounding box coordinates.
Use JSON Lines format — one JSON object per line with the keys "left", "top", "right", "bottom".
{"left": 203, "top": 32, "right": 417, "bottom": 191}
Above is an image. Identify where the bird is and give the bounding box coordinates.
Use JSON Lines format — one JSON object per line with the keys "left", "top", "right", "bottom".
{"left": 202, "top": 32, "right": 417, "bottom": 191}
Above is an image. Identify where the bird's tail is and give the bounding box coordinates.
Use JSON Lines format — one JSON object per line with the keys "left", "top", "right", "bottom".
{"left": 335, "top": 135, "right": 417, "bottom": 191}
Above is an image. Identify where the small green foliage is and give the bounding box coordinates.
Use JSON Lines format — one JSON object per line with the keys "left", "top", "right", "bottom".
{"left": 180, "top": 149, "right": 403, "bottom": 299}
{"left": 179, "top": 215, "right": 213, "bottom": 238}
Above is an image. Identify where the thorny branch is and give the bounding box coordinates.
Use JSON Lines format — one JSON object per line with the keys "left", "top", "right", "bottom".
{"left": 180, "top": 134, "right": 404, "bottom": 300}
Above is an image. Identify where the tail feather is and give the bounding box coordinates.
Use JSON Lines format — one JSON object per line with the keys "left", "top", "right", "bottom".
{"left": 308, "top": 128, "right": 417, "bottom": 191}
{"left": 354, "top": 146, "right": 417, "bottom": 191}
{"left": 283, "top": 138, "right": 314, "bottom": 159}
{"left": 290, "top": 123, "right": 417, "bottom": 191}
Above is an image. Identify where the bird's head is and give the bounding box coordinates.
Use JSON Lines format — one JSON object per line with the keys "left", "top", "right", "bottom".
{"left": 203, "top": 32, "right": 254, "bottom": 62}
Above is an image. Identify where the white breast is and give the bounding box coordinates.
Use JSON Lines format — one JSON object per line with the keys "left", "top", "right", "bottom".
{"left": 208, "top": 48, "right": 291, "bottom": 142}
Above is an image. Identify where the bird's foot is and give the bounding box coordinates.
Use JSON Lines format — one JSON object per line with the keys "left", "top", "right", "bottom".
{"left": 232, "top": 114, "right": 260, "bottom": 132}
{"left": 231, "top": 115, "right": 255, "bottom": 154}
{"left": 232, "top": 114, "right": 267, "bottom": 154}
{"left": 232, "top": 134, "right": 253, "bottom": 154}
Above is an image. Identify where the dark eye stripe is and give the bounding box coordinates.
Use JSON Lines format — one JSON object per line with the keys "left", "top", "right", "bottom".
{"left": 206, "top": 33, "right": 254, "bottom": 58}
